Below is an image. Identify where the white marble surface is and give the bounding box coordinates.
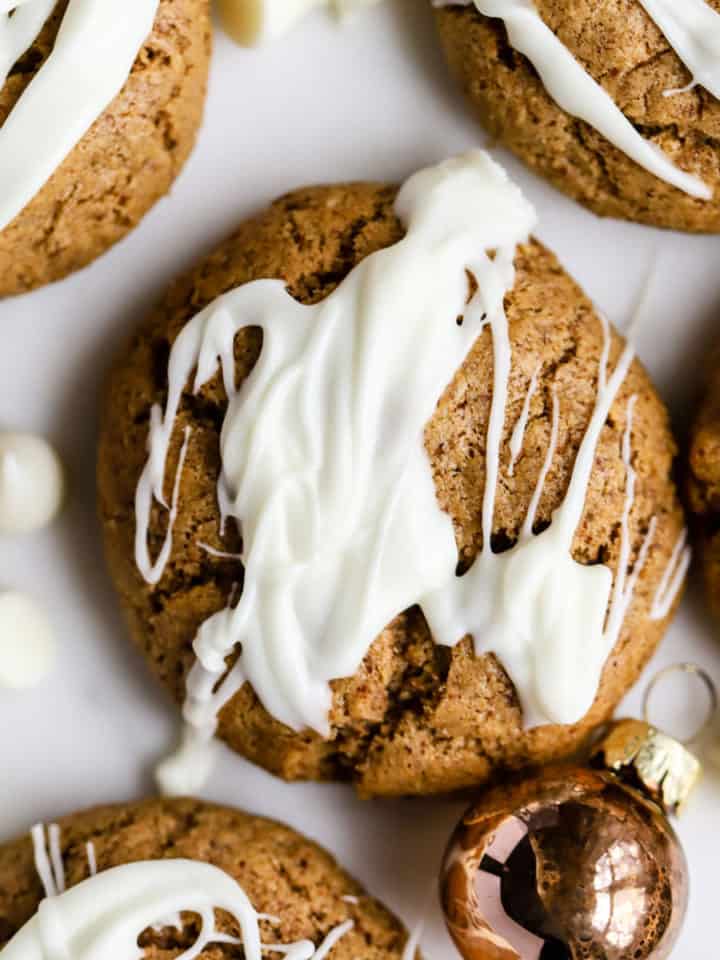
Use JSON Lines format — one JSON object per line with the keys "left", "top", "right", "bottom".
{"left": 0, "top": 2, "right": 718, "bottom": 956}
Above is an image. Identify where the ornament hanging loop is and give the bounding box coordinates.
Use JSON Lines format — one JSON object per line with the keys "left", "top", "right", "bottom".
{"left": 642, "top": 661, "right": 718, "bottom": 745}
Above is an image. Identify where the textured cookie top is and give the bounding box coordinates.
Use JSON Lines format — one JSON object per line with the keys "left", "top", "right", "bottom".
{"left": 0, "top": 798, "right": 407, "bottom": 958}
{"left": 99, "top": 177, "right": 686, "bottom": 796}
{"left": 0, "top": 0, "right": 210, "bottom": 295}
{"left": 435, "top": 0, "right": 720, "bottom": 230}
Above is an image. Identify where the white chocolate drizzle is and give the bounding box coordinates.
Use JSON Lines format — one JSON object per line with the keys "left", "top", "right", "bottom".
{"left": 507, "top": 361, "right": 541, "bottom": 477}
{"left": 10, "top": 824, "right": 354, "bottom": 960}
{"left": 197, "top": 541, "right": 244, "bottom": 561}
{"left": 85, "top": 842, "right": 97, "bottom": 878}
{"left": 635, "top": 0, "right": 720, "bottom": 101}
{"left": 31, "top": 825, "right": 98, "bottom": 897}
{"left": 650, "top": 528, "right": 691, "bottom": 621}
{"left": 31, "top": 824, "right": 65, "bottom": 898}
{"left": 420, "top": 312, "right": 635, "bottom": 729}
{"left": 136, "top": 425, "right": 191, "bottom": 586}
{"left": 433, "top": 0, "right": 716, "bottom": 199}
{"left": 400, "top": 919, "right": 424, "bottom": 960}
{"left": 604, "top": 395, "right": 655, "bottom": 644}
{"left": 133, "top": 153, "right": 685, "bottom": 794}
{"left": 0, "top": 0, "right": 160, "bottom": 233}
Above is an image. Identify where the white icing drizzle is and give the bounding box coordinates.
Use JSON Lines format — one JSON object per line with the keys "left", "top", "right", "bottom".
{"left": 134, "top": 153, "right": 682, "bottom": 794}
{"left": 156, "top": 722, "right": 221, "bottom": 797}
{"left": 602, "top": 395, "right": 656, "bottom": 645}
{"left": 421, "top": 312, "right": 636, "bottom": 729}
{"left": 15, "top": 826, "right": 354, "bottom": 960}
{"left": 85, "top": 843, "right": 97, "bottom": 878}
{"left": 433, "top": 0, "right": 714, "bottom": 199}
{"left": 650, "top": 528, "right": 691, "bottom": 621}
{"left": 507, "top": 361, "right": 541, "bottom": 477}
{"left": 635, "top": 0, "right": 720, "bottom": 101}
{"left": 520, "top": 387, "right": 558, "bottom": 538}
{"left": 266, "top": 921, "right": 355, "bottom": 960}
{"left": 0, "top": 0, "right": 160, "bottom": 233}
{"left": 136, "top": 425, "right": 191, "bottom": 586}
{"left": 400, "top": 919, "right": 424, "bottom": 960}
{"left": 398, "top": 883, "right": 436, "bottom": 960}
{"left": 197, "top": 541, "right": 244, "bottom": 561}
{"left": 31, "top": 824, "right": 65, "bottom": 899}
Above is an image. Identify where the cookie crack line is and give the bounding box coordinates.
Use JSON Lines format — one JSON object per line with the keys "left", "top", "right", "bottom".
{"left": 127, "top": 152, "right": 688, "bottom": 796}
{"left": 433, "top": 0, "right": 719, "bottom": 198}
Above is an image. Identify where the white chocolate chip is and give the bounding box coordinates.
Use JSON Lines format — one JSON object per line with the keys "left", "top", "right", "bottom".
{"left": 0, "top": 432, "right": 65, "bottom": 534}
{"left": 0, "top": 591, "right": 56, "bottom": 689}
{"left": 218, "top": 0, "right": 379, "bottom": 46}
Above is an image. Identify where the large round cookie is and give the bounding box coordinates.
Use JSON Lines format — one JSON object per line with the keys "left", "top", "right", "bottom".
{"left": 0, "top": 0, "right": 211, "bottom": 298}
{"left": 98, "top": 177, "right": 686, "bottom": 797}
{"left": 434, "top": 1, "right": 720, "bottom": 232}
{"left": 0, "top": 797, "right": 407, "bottom": 957}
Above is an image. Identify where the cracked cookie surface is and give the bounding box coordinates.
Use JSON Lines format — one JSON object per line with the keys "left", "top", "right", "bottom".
{"left": 98, "top": 181, "right": 686, "bottom": 797}
{"left": 0, "top": 0, "right": 211, "bottom": 297}
{"left": 434, "top": 0, "right": 720, "bottom": 231}
{"left": 0, "top": 797, "right": 408, "bottom": 958}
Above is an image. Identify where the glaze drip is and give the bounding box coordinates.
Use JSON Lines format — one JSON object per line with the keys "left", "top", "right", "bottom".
{"left": 507, "top": 361, "right": 541, "bottom": 477}
{"left": 650, "top": 529, "right": 691, "bottom": 621}
{"left": 420, "top": 315, "right": 637, "bottom": 728}
{"left": 31, "top": 824, "right": 65, "bottom": 898}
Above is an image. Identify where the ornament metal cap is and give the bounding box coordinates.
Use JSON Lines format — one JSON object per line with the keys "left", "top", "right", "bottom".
{"left": 591, "top": 718, "right": 702, "bottom": 815}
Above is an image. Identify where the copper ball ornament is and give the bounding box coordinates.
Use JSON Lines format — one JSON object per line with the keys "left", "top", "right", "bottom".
{"left": 440, "top": 766, "right": 688, "bottom": 960}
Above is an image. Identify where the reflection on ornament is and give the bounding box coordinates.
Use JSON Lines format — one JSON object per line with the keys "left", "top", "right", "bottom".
{"left": 440, "top": 664, "right": 720, "bottom": 958}
{"left": 441, "top": 766, "right": 688, "bottom": 960}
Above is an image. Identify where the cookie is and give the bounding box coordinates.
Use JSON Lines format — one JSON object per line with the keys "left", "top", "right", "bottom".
{"left": 687, "top": 351, "right": 720, "bottom": 617}
{"left": 434, "top": 0, "right": 720, "bottom": 231}
{"left": 0, "top": 0, "right": 211, "bottom": 298}
{"left": 0, "top": 797, "right": 408, "bottom": 958}
{"left": 98, "top": 155, "right": 687, "bottom": 798}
